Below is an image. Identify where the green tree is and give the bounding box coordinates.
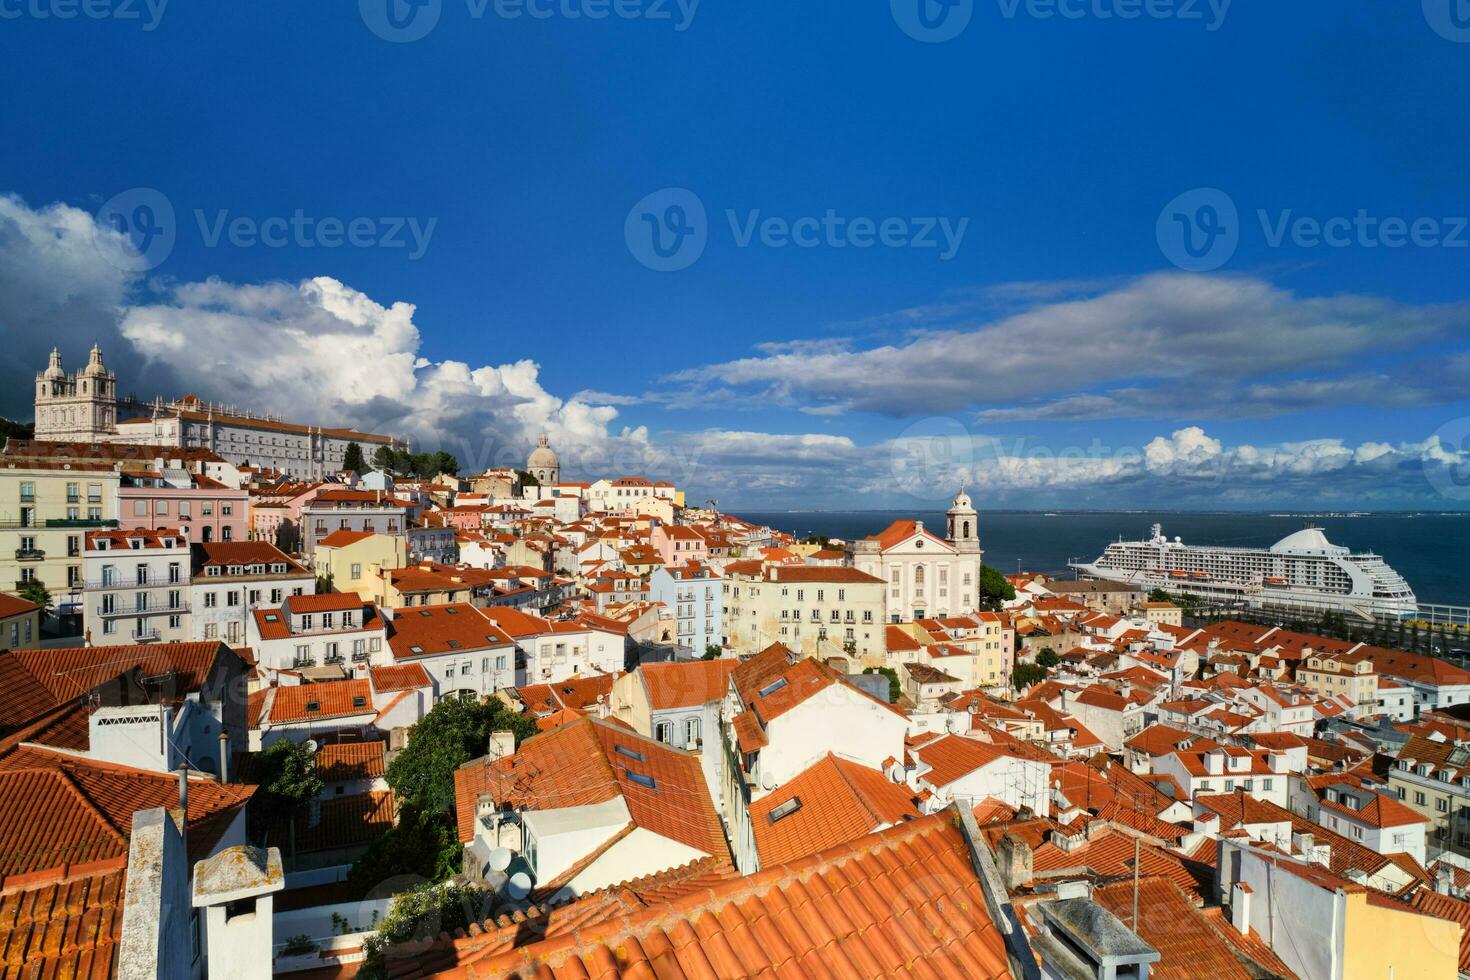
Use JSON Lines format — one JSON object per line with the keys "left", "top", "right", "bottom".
{"left": 702, "top": 644, "right": 723, "bottom": 660}
{"left": 341, "top": 442, "right": 367, "bottom": 475}
{"left": 978, "top": 565, "right": 1016, "bottom": 610}
{"left": 387, "top": 695, "right": 537, "bottom": 815}
{"left": 1035, "top": 647, "right": 1060, "bottom": 669}
{"left": 1011, "top": 662, "right": 1048, "bottom": 691}
{"left": 359, "top": 880, "right": 491, "bottom": 980}
{"left": 1148, "top": 588, "right": 1173, "bottom": 603}
{"left": 371, "top": 445, "right": 395, "bottom": 472}
{"left": 517, "top": 469, "right": 541, "bottom": 488}
{"left": 431, "top": 451, "right": 459, "bottom": 477}
{"left": 16, "top": 580, "right": 52, "bottom": 612}
{"left": 863, "top": 666, "right": 903, "bottom": 703}
{"left": 256, "top": 738, "right": 324, "bottom": 815}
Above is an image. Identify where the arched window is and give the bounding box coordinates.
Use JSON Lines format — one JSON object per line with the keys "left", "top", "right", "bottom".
{"left": 963, "top": 520, "right": 971, "bottom": 538}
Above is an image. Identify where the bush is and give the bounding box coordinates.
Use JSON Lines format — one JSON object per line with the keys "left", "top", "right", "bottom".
{"left": 359, "top": 881, "right": 490, "bottom": 980}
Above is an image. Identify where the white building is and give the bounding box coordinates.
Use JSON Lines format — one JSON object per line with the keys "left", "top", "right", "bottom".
{"left": 246, "top": 593, "right": 389, "bottom": 677}
{"left": 905, "top": 733, "right": 1050, "bottom": 816}
{"left": 83, "top": 528, "right": 192, "bottom": 644}
{"left": 849, "top": 490, "right": 983, "bottom": 622}
{"left": 190, "top": 541, "right": 315, "bottom": 646}
{"left": 384, "top": 602, "right": 519, "bottom": 699}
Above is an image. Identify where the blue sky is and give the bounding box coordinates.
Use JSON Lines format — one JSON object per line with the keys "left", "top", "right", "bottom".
{"left": 2, "top": 1, "right": 1469, "bottom": 509}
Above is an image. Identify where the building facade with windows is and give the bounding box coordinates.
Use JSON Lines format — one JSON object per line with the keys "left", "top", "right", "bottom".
{"left": 246, "top": 593, "right": 389, "bottom": 677}
{"left": 118, "top": 470, "right": 249, "bottom": 544}
{"left": 848, "top": 490, "right": 983, "bottom": 622}
{"left": 648, "top": 562, "right": 721, "bottom": 656}
{"left": 721, "top": 563, "right": 886, "bottom": 665}
{"left": 190, "top": 541, "right": 315, "bottom": 646}
{"left": 383, "top": 603, "right": 519, "bottom": 701}
{"left": 299, "top": 491, "right": 411, "bottom": 555}
{"left": 82, "top": 528, "right": 192, "bottom": 644}
{"left": 1, "top": 462, "right": 119, "bottom": 624}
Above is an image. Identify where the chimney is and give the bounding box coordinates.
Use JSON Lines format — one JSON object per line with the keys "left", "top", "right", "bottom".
{"left": 996, "top": 833, "right": 1034, "bottom": 890}
{"left": 490, "top": 730, "right": 517, "bottom": 760}
{"left": 217, "top": 731, "right": 230, "bottom": 783}
{"left": 1437, "top": 864, "right": 1457, "bottom": 896}
{"left": 1230, "top": 881, "right": 1253, "bottom": 935}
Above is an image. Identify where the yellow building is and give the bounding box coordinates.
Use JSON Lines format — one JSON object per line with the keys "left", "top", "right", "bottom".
{"left": 722, "top": 562, "right": 886, "bottom": 666}
{"left": 1137, "top": 600, "right": 1183, "bottom": 627}
{"left": 0, "top": 462, "right": 120, "bottom": 623}
{"left": 0, "top": 593, "right": 43, "bottom": 648}
{"left": 311, "top": 529, "right": 406, "bottom": 600}
{"left": 891, "top": 612, "right": 1015, "bottom": 692}
{"left": 1297, "top": 649, "right": 1378, "bottom": 717}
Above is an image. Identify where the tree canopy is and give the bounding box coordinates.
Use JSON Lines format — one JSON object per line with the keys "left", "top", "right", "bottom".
{"left": 978, "top": 564, "right": 1016, "bottom": 609}
{"left": 256, "top": 738, "right": 324, "bottom": 814}
{"left": 341, "top": 442, "right": 367, "bottom": 475}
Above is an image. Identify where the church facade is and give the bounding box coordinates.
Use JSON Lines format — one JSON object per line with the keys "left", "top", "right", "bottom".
{"left": 33, "top": 346, "right": 402, "bottom": 479}
{"left": 849, "top": 490, "right": 983, "bottom": 621}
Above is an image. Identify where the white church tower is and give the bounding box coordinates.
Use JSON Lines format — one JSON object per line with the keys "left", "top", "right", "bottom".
{"left": 947, "top": 488, "right": 981, "bottom": 556}
{"left": 34, "top": 344, "right": 118, "bottom": 441}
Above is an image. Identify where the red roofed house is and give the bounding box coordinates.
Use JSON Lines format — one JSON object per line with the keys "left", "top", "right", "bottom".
{"left": 454, "top": 717, "right": 731, "bottom": 899}
{"left": 245, "top": 591, "right": 389, "bottom": 678}
{"left": 906, "top": 733, "right": 1050, "bottom": 816}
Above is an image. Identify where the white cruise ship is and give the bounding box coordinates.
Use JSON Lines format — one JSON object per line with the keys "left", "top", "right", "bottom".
{"left": 1071, "top": 524, "right": 1417, "bottom": 620}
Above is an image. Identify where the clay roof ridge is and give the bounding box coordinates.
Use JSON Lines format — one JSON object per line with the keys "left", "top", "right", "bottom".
{"left": 56, "top": 767, "right": 129, "bottom": 847}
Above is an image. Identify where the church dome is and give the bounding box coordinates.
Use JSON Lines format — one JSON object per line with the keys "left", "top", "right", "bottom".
{"left": 43, "top": 348, "right": 65, "bottom": 381}
{"left": 949, "top": 488, "right": 975, "bottom": 512}
{"left": 527, "top": 433, "right": 559, "bottom": 470}
{"left": 81, "top": 343, "right": 108, "bottom": 377}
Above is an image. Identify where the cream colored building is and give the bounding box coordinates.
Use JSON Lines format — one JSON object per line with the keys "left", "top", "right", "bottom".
{"left": 0, "top": 462, "right": 120, "bottom": 624}
{"left": 849, "top": 491, "right": 982, "bottom": 622}
{"left": 311, "top": 530, "right": 406, "bottom": 600}
{"left": 1297, "top": 650, "right": 1378, "bottom": 718}
{"left": 722, "top": 563, "right": 885, "bottom": 665}
{"left": 1137, "top": 600, "right": 1183, "bottom": 627}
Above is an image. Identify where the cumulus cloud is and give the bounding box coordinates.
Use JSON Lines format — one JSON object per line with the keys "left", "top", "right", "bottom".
{"left": 119, "top": 276, "right": 650, "bottom": 476}
{"left": 676, "top": 273, "right": 1470, "bottom": 418}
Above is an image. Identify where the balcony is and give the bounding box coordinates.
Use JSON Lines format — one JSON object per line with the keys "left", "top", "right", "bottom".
{"left": 14, "top": 548, "right": 45, "bottom": 562}
{"left": 97, "top": 601, "right": 189, "bottom": 618}
{"left": 131, "top": 628, "right": 161, "bottom": 642}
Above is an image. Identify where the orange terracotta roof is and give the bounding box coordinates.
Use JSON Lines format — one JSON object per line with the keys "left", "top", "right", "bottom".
{"left": 424, "top": 813, "right": 1012, "bottom": 980}
{"left": 316, "top": 741, "right": 386, "bottom": 782}
{"left": 0, "top": 867, "right": 125, "bottom": 979}
{"left": 265, "top": 680, "right": 375, "bottom": 724}
{"left": 387, "top": 603, "right": 514, "bottom": 659}
{"left": 452, "top": 719, "right": 726, "bottom": 860}
{"left": 639, "top": 659, "right": 736, "bottom": 710}
{"left": 910, "top": 734, "right": 1014, "bottom": 787}
{"left": 370, "top": 663, "right": 433, "bottom": 692}
{"left": 1088, "top": 878, "right": 1252, "bottom": 980}
{"left": 749, "top": 754, "right": 921, "bottom": 866}
{"left": 317, "top": 529, "right": 378, "bottom": 548}
{"left": 285, "top": 592, "right": 367, "bottom": 614}
{"left": 518, "top": 674, "right": 617, "bottom": 715}
{"left": 0, "top": 593, "right": 41, "bottom": 619}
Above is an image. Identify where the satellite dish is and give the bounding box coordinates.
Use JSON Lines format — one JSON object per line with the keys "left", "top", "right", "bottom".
{"left": 488, "top": 848, "right": 512, "bottom": 872}
{"left": 305, "top": 739, "right": 319, "bottom": 753}
{"left": 506, "top": 872, "right": 532, "bottom": 900}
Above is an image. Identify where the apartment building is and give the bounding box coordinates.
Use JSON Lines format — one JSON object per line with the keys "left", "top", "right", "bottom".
{"left": 1296, "top": 649, "right": 1378, "bottom": 719}
{"left": 117, "top": 469, "right": 249, "bottom": 544}
{"left": 1, "top": 463, "right": 119, "bottom": 624}
{"left": 299, "top": 490, "right": 411, "bottom": 554}
{"left": 190, "top": 541, "right": 315, "bottom": 646}
{"left": 722, "top": 562, "right": 885, "bottom": 664}
{"left": 647, "top": 562, "right": 721, "bottom": 655}
{"left": 1388, "top": 735, "right": 1470, "bottom": 855}
{"left": 83, "top": 528, "right": 191, "bottom": 644}
{"left": 246, "top": 592, "right": 389, "bottom": 676}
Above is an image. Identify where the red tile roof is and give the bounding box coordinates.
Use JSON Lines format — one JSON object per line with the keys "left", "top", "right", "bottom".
{"left": 264, "top": 680, "right": 375, "bottom": 724}
{"left": 316, "top": 529, "right": 379, "bottom": 548}
{"left": 424, "top": 813, "right": 1013, "bottom": 980}
{"left": 452, "top": 718, "right": 727, "bottom": 861}
{"left": 639, "top": 659, "right": 736, "bottom": 710}
{"left": 316, "top": 741, "right": 386, "bottom": 782}
{"left": 0, "top": 867, "right": 125, "bottom": 979}
{"left": 749, "top": 754, "right": 921, "bottom": 866}
{"left": 387, "top": 604, "right": 515, "bottom": 659}
{"left": 0, "top": 592, "right": 41, "bottom": 620}
{"left": 1087, "top": 878, "right": 1252, "bottom": 980}
{"left": 910, "top": 734, "right": 1013, "bottom": 787}
{"left": 286, "top": 592, "right": 368, "bottom": 614}
{"left": 370, "top": 663, "right": 433, "bottom": 692}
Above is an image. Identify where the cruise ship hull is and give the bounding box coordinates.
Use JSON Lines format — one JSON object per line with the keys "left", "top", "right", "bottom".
{"left": 1070, "top": 524, "right": 1418, "bottom": 621}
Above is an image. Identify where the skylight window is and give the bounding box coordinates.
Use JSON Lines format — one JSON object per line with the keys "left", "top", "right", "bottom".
{"left": 624, "top": 770, "right": 657, "bottom": 791}
{"left": 264, "top": 614, "right": 279, "bottom": 622}
{"left": 447, "top": 607, "right": 459, "bottom": 614}
{"left": 352, "top": 696, "right": 367, "bottom": 708}
{"left": 615, "top": 745, "right": 645, "bottom": 763}
{"left": 757, "top": 678, "right": 788, "bottom": 698}
{"left": 768, "top": 797, "right": 802, "bottom": 823}
{"left": 410, "top": 645, "right": 424, "bottom": 655}
{"left": 306, "top": 701, "right": 321, "bottom": 712}
{"left": 447, "top": 640, "right": 461, "bottom": 649}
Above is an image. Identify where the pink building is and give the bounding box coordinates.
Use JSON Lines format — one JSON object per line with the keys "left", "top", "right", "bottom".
{"left": 649, "top": 523, "right": 709, "bottom": 568}
{"left": 118, "top": 472, "right": 249, "bottom": 544}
